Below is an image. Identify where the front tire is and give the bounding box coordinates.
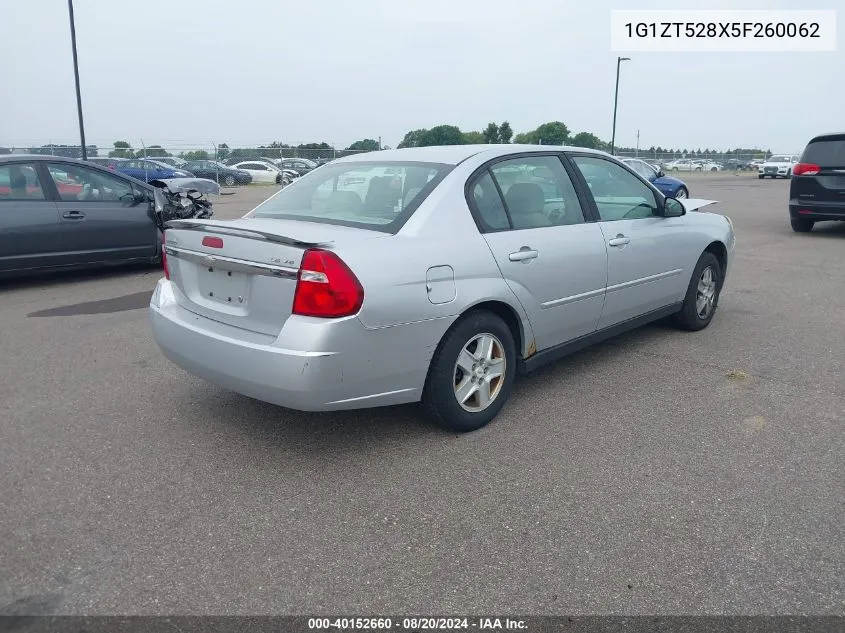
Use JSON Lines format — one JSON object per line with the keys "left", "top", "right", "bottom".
{"left": 673, "top": 252, "right": 722, "bottom": 331}
{"left": 790, "top": 217, "right": 814, "bottom": 233}
{"left": 223, "top": 174, "right": 236, "bottom": 187}
{"left": 758, "top": 174, "right": 764, "bottom": 179}
{"left": 675, "top": 186, "right": 689, "bottom": 199}
{"left": 422, "top": 310, "right": 516, "bottom": 433}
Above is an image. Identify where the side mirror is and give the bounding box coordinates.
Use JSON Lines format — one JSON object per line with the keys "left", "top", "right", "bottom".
{"left": 657, "top": 170, "right": 665, "bottom": 178}
{"left": 663, "top": 197, "right": 686, "bottom": 218}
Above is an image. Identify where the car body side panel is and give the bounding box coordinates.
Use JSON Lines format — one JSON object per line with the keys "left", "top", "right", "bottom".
{"left": 481, "top": 224, "right": 608, "bottom": 351}
{"left": 339, "top": 232, "right": 535, "bottom": 355}
{"left": 596, "top": 216, "right": 691, "bottom": 328}
{"left": 0, "top": 200, "right": 70, "bottom": 273}
{"left": 150, "top": 278, "right": 452, "bottom": 410}
{"left": 652, "top": 175, "right": 685, "bottom": 196}
{"left": 55, "top": 196, "right": 159, "bottom": 263}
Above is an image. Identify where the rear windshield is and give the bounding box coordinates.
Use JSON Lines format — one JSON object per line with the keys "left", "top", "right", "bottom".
{"left": 801, "top": 138, "right": 845, "bottom": 167}
{"left": 247, "top": 161, "right": 453, "bottom": 232}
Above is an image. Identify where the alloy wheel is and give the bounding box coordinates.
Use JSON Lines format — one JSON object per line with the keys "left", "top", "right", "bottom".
{"left": 696, "top": 266, "right": 717, "bottom": 318}
{"left": 453, "top": 333, "right": 506, "bottom": 412}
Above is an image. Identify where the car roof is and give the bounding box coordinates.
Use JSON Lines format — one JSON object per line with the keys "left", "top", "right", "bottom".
{"left": 808, "top": 132, "right": 845, "bottom": 143}
{"left": 331, "top": 144, "right": 610, "bottom": 166}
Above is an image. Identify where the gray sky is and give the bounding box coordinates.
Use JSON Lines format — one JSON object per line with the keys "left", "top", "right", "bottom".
{"left": 1, "top": 0, "right": 842, "bottom": 152}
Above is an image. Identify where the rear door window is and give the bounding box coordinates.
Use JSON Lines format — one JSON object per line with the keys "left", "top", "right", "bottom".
{"left": 0, "top": 164, "right": 46, "bottom": 200}
{"left": 489, "top": 155, "right": 586, "bottom": 229}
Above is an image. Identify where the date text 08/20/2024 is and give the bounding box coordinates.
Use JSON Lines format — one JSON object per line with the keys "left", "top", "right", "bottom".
{"left": 307, "top": 618, "right": 528, "bottom": 630}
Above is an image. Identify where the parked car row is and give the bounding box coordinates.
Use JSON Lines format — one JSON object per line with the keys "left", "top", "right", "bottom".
{"left": 638, "top": 158, "right": 764, "bottom": 172}
{"left": 85, "top": 157, "right": 253, "bottom": 187}
{"left": 222, "top": 156, "right": 321, "bottom": 177}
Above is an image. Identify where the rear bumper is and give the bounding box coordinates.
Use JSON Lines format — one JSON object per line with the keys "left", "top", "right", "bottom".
{"left": 789, "top": 201, "right": 845, "bottom": 221}
{"left": 149, "top": 278, "right": 452, "bottom": 411}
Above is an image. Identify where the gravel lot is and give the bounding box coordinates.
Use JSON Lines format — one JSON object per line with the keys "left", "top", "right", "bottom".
{"left": 1, "top": 174, "right": 843, "bottom": 615}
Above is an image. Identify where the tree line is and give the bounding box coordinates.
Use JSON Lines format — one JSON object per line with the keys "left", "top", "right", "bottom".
{"left": 2, "top": 127, "right": 773, "bottom": 161}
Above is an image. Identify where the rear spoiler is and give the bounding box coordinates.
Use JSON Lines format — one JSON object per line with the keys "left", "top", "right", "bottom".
{"left": 679, "top": 198, "right": 718, "bottom": 213}
{"left": 164, "top": 218, "right": 332, "bottom": 247}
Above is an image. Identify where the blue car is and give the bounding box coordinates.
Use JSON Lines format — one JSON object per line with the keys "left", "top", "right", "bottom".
{"left": 116, "top": 159, "right": 194, "bottom": 183}
{"left": 621, "top": 158, "right": 689, "bottom": 199}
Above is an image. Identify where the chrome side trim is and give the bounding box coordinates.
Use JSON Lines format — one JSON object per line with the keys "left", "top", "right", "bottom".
{"left": 164, "top": 245, "right": 299, "bottom": 279}
{"left": 541, "top": 287, "right": 605, "bottom": 309}
{"left": 606, "top": 268, "right": 683, "bottom": 294}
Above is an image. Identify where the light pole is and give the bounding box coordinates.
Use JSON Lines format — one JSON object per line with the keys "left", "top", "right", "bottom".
{"left": 610, "top": 56, "right": 630, "bottom": 156}
{"left": 67, "top": 0, "right": 87, "bottom": 161}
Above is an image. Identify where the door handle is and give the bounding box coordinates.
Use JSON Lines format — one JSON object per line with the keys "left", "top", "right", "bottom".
{"left": 62, "top": 211, "right": 86, "bottom": 219}
{"left": 509, "top": 248, "right": 538, "bottom": 262}
{"left": 608, "top": 234, "right": 630, "bottom": 247}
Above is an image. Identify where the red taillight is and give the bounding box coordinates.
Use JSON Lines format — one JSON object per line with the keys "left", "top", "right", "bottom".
{"left": 202, "top": 236, "right": 224, "bottom": 248}
{"left": 793, "top": 163, "right": 821, "bottom": 176}
{"left": 161, "top": 231, "right": 170, "bottom": 280}
{"left": 292, "top": 249, "right": 364, "bottom": 318}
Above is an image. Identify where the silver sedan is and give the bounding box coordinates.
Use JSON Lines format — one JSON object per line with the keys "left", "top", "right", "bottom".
{"left": 150, "top": 144, "right": 735, "bottom": 432}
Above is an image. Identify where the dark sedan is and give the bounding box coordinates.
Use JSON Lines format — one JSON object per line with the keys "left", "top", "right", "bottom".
{"left": 181, "top": 160, "right": 252, "bottom": 186}
{"left": 0, "top": 155, "right": 160, "bottom": 276}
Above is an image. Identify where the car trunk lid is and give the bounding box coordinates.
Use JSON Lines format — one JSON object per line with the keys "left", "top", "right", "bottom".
{"left": 163, "top": 218, "right": 385, "bottom": 336}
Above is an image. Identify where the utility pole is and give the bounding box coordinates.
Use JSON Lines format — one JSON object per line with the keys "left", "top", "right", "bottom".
{"left": 378, "top": 136, "right": 382, "bottom": 150}
{"left": 636, "top": 129, "right": 640, "bottom": 157}
{"left": 610, "top": 56, "right": 630, "bottom": 156}
{"left": 67, "top": 0, "right": 87, "bottom": 161}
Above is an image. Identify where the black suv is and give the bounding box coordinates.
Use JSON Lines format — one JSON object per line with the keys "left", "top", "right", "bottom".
{"left": 789, "top": 133, "right": 845, "bottom": 232}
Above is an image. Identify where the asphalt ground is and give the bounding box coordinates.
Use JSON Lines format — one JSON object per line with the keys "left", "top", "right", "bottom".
{"left": 1, "top": 173, "right": 843, "bottom": 615}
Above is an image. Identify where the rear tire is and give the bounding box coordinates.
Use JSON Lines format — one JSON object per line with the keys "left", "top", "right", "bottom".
{"left": 758, "top": 175, "right": 764, "bottom": 179}
{"left": 223, "top": 175, "right": 236, "bottom": 187}
{"left": 790, "top": 217, "right": 814, "bottom": 233}
{"left": 422, "top": 310, "right": 516, "bottom": 433}
{"left": 675, "top": 186, "right": 689, "bottom": 199}
{"left": 672, "top": 252, "right": 722, "bottom": 332}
